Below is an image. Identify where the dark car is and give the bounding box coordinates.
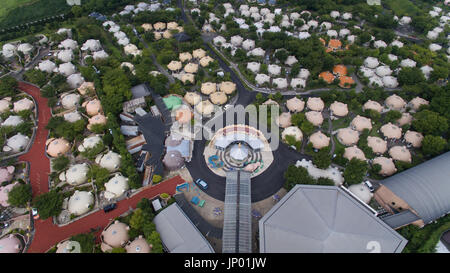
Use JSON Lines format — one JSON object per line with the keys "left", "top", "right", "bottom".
{"left": 103, "top": 203, "right": 117, "bottom": 213}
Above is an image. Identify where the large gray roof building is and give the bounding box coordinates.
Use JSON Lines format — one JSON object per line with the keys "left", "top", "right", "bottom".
{"left": 154, "top": 203, "right": 215, "bottom": 253}
{"left": 375, "top": 152, "right": 450, "bottom": 228}
{"left": 259, "top": 185, "right": 407, "bottom": 253}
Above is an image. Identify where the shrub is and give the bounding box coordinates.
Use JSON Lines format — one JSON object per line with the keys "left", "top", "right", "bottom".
{"left": 52, "top": 156, "right": 70, "bottom": 172}
{"left": 7, "top": 184, "right": 32, "bottom": 207}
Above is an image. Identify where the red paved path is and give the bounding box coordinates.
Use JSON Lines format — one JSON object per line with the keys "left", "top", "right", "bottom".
{"left": 17, "top": 82, "right": 182, "bottom": 253}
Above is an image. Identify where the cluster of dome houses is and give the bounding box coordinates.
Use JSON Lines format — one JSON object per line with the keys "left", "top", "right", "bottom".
{"left": 166, "top": 48, "right": 216, "bottom": 85}
{"left": 279, "top": 94, "right": 429, "bottom": 177}
{"left": 0, "top": 95, "right": 35, "bottom": 154}
{"left": 54, "top": 220, "right": 152, "bottom": 253}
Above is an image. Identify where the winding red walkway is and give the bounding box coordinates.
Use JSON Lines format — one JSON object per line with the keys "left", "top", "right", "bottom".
{"left": 17, "top": 82, "right": 182, "bottom": 253}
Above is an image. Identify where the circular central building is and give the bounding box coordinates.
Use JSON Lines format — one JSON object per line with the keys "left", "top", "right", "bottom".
{"left": 204, "top": 124, "right": 274, "bottom": 177}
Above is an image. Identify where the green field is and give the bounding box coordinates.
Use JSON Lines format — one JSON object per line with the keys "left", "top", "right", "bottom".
{"left": 384, "top": 0, "right": 422, "bottom": 16}
{"left": 0, "top": 0, "right": 71, "bottom": 29}
{"left": 0, "top": 0, "right": 36, "bottom": 18}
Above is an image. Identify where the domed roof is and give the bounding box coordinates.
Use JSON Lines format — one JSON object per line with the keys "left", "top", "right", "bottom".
{"left": 195, "top": 100, "right": 214, "bottom": 116}
{"left": 96, "top": 151, "right": 121, "bottom": 172}
{"left": 81, "top": 39, "right": 102, "bottom": 52}
{"left": 180, "top": 73, "right": 195, "bottom": 84}
{"left": 78, "top": 135, "right": 102, "bottom": 152}
{"left": 408, "top": 97, "right": 429, "bottom": 111}
{"left": 64, "top": 163, "right": 89, "bottom": 185}
{"left": 105, "top": 174, "right": 129, "bottom": 199}
{"left": 13, "top": 98, "right": 34, "bottom": 113}
{"left": 396, "top": 113, "right": 413, "bottom": 127}
{"left": 404, "top": 130, "right": 424, "bottom": 148}
{"left": 0, "top": 166, "right": 14, "bottom": 183}
{"left": 380, "top": 123, "right": 402, "bottom": 139}
{"left": 389, "top": 146, "right": 412, "bottom": 163}
{"left": 255, "top": 74, "right": 270, "bottom": 85}
{"left": 282, "top": 126, "right": 303, "bottom": 142}
{"left": 38, "top": 60, "right": 56, "bottom": 73}
{"left": 273, "top": 78, "right": 288, "bottom": 89}
{"left": 83, "top": 99, "right": 102, "bottom": 116}
{"left": 163, "top": 150, "right": 185, "bottom": 171}
{"left": 367, "top": 136, "right": 387, "bottom": 154}
{"left": 0, "top": 234, "right": 22, "bottom": 253}
{"left": 247, "top": 62, "right": 260, "bottom": 73}
{"left": 184, "top": 92, "right": 201, "bottom": 106}
{"left": 167, "top": 60, "right": 182, "bottom": 71}
{"left": 375, "top": 66, "right": 392, "bottom": 77}
{"left": 330, "top": 101, "right": 348, "bottom": 117}
{"left": 305, "top": 111, "right": 323, "bottom": 126}
{"left": 102, "top": 221, "right": 129, "bottom": 248}
{"left": 337, "top": 128, "right": 359, "bottom": 146}
{"left": 309, "top": 131, "right": 330, "bottom": 149}
{"left": 351, "top": 115, "right": 372, "bottom": 132}
{"left": 344, "top": 146, "right": 366, "bottom": 161}
{"left": 368, "top": 76, "right": 384, "bottom": 88}
{"left": 290, "top": 78, "right": 306, "bottom": 89}
{"left": 68, "top": 190, "right": 94, "bottom": 216}
{"left": 179, "top": 52, "right": 192, "bottom": 62}
{"left": 306, "top": 97, "right": 324, "bottom": 111}
{"left": 61, "top": 93, "right": 80, "bottom": 110}
{"left": 400, "top": 58, "right": 416, "bottom": 68}
{"left": 93, "top": 50, "right": 109, "bottom": 60}
{"left": 126, "top": 236, "right": 150, "bottom": 253}
{"left": 319, "top": 71, "right": 335, "bottom": 84}
{"left": 286, "top": 97, "right": 305, "bottom": 113}
{"left": 67, "top": 73, "right": 85, "bottom": 89}
{"left": 77, "top": 82, "right": 95, "bottom": 95}
{"left": 0, "top": 99, "right": 10, "bottom": 113}
{"left": 0, "top": 182, "right": 18, "bottom": 207}
{"left": 2, "top": 115, "right": 24, "bottom": 127}
{"left": 88, "top": 114, "right": 107, "bottom": 130}
{"left": 373, "top": 157, "right": 397, "bottom": 176}
{"left": 58, "top": 62, "right": 77, "bottom": 77}
{"left": 209, "top": 92, "right": 227, "bottom": 105}
{"left": 219, "top": 81, "right": 236, "bottom": 94}
{"left": 192, "top": 48, "right": 206, "bottom": 59}
{"left": 59, "top": 39, "right": 78, "bottom": 50}
{"left": 64, "top": 111, "right": 82, "bottom": 123}
{"left": 184, "top": 63, "right": 198, "bottom": 74}
{"left": 46, "top": 138, "right": 70, "bottom": 157}
{"left": 57, "top": 50, "right": 74, "bottom": 62}
{"left": 363, "top": 100, "right": 383, "bottom": 113}
{"left": 382, "top": 76, "right": 398, "bottom": 88}
{"left": 201, "top": 82, "right": 216, "bottom": 95}
{"left": 4, "top": 133, "right": 29, "bottom": 153}
{"left": 175, "top": 107, "right": 193, "bottom": 124}
{"left": 348, "top": 183, "right": 373, "bottom": 204}
{"left": 277, "top": 112, "right": 292, "bottom": 128}
{"left": 124, "top": 44, "right": 142, "bottom": 56}
{"left": 364, "top": 57, "right": 379, "bottom": 69}
{"left": 56, "top": 240, "right": 81, "bottom": 253}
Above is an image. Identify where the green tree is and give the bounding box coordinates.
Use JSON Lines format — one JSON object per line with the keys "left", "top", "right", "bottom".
{"left": 52, "top": 156, "right": 70, "bottom": 172}
{"left": 384, "top": 110, "right": 402, "bottom": 123}
{"left": 33, "top": 190, "right": 64, "bottom": 220}
{"left": 343, "top": 158, "right": 369, "bottom": 186}
{"left": 412, "top": 110, "right": 448, "bottom": 136}
{"left": 398, "top": 67, "right": 425, "bottom": 86}
{"left": 111, "top": 247, "right": 126, "bottom": 253}
{"left": 130, "top": 208, "right": 148, "bottom": 231}
{"left": 312, "top": 148, "right": 331, "bottom": 169}
{"left": 147, "top": 231, "right": 163, "bottom": 253}
{"left": 422, "top": 135, "right": 447, "bottom": 156}
{"left": 7, "top": 184, "right": 32, "bottom": 207}
{"left": 0, "top": 76, "right": 18, "bottom": 97}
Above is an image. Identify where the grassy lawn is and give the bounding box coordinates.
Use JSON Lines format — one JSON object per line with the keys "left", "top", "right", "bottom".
{"left": 384, "top": 0, "right": 421, "bottom": 16}
{"left": 0, "top": 0, "right": 36, "bottom": 18}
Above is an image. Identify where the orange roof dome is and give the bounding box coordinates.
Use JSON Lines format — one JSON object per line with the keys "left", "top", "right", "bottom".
{"left": 339, "top": 76, "right": 355, "bottom": 88}
{"left": 319, "top": 71, "right": 335, "bottom": 84}
{"left": 333, "top": 65, "right": 347, "bottom": 76}
{"left": 328, "top": 39, "right": 342, "bottom": 49}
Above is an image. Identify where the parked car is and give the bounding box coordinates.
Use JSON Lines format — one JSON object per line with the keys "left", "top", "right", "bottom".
{"left": 195, "top": 179, "right": 208, "bottom": 190}
{"left": 103, "top": 203, "right": 117, "bottom": 213}
{"left": 0, "top": 222, "right": 9, "bottom": 229}
{"left": 364, "top": 181, "right": 375, "bottom": 193}
{"left": 32, "top": 208, "right": 39, "bottom": 220}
